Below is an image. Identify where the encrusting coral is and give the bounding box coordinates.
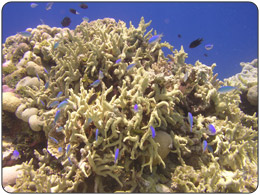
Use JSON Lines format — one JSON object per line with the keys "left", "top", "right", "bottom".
{"left": 2, "top": 17, "right": 257, "bottom": 192}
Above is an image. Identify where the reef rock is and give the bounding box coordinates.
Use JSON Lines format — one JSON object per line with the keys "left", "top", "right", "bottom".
{"left": 247, "top": 85, "right": 258, "bottom": 106}
{"left": 28, "top": 114, "right": 44, "bottom": 131}
{"left": 26, "top": 61, "right": 44, "bottom": 76}
{"left": 15, "top": 104, "right": 27, "bottom": 119}
{"left": 15, "top": 76, "right": 41, "bottom": 90}
{"left": 153, "top": 131, "right": 172, "bottom": 165}
{"left": 13, "top": 43, "right": 30, "bottom": 61}
{"left": 3, "top": 92, "right": 22, "bottom": 113}
{"left": 3, "top": 164, "right": 23, "bottom": 187}
{"left": 20, "top": 108, "right": 39, "bottom": 122}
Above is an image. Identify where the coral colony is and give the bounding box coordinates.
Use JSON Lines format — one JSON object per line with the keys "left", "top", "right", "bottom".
{"left": 2, "top": 17, "right": 258, "bottom": 193}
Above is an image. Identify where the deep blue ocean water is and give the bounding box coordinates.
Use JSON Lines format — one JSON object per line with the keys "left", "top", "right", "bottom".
{"left": 2, "top": 2, "right": 258, "bottom": 81}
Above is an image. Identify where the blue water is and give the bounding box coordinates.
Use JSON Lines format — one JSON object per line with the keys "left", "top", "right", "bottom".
{"left": 2, "top": 2, "right": 258, "bottom": 80}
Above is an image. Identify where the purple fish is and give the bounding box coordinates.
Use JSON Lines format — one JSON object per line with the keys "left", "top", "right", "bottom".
{"left": 126, "top": 63, "right": 136, "bottom": 71}
{"left": 45, "top": 81, "right": 49, "bottom": 90}
{"left": 57, "top": 100, "right": 68, "bottom": 109}
{"left": 202, "top": 140, "right": 207, "bottom": 152}
{"left": 54, "top": 110, "right": 61, "bottom": 124}
{"left": 95, "top": 129, "right": 99, "bottom": 141}
{"left": 66, "top": 144, "right": 71, "bottom": 154}
{"left": 150, "top": 126, "right": 156, "bottom": 138}
{"left": 46, "top": 2, "right": 53, "bottom": 10}
{"left": 19, "top": 31, "right": 31, "bottom": 37}
{"left": 49, "top": 100, "right": 59, "bottom": 108}
{"left": 40, "top": 100, "right": 45, "bottom": 106}
{"left": 56, "top": 91, "right": 63, "bottom": 98}
{"left": 207, "top": 145, "right": 213, "bottom": 153}
{"left": 148, "top": 34, "right": 162, "bottom": 44}
{"left": 36, "top": 73, "right": 40, "bottom": 81}
{"left": 44, "top": 68, "right": 48, "bottom": 74}
{"left": 116, "top": 59, "right": 122, "bottom": 64}
{"left": 133, "top": 104, "right": 138, "bottom": 112}
{"left": 114, "top": 148, "right": 119, "bottom": 163}
{"left": 49, "top": 136, "right": 59, "bottom": 144}
{"left": 56, "top": 126, "right": 63, "bottom": 132}
{"left": 98, "top": 71, "right": 104, "bottom": 80}
{"left": 208, "top": 124, "right": 216, "bottom": 135}
{"left": 11, "top": 150, "right": 20, "bottom": 160}
{"left": 90, "top": 79, "right": 101, "bottom": 88}
{"left": 205, "top": 44, "right": 213, "bottom": 50}
{"left": 54, "top": 41, "right": 59, "bottom": 49}
{"left": 68, "top": 157, "right": 73, "bottom": 165}
{"left": 58, "top": 147, "right": 63, "bottom": 153}
{"left": 188, "top": 112, "right": 193, "bottom": 132}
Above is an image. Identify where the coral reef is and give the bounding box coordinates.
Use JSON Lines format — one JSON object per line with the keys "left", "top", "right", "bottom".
{"left": 224, "top": 59, "right": 258, "bottom": 113}
{"left": 224, "top": 59, "right": 257, "bottom": 92}
{"left": 2, "top": 17, "right": 257, "bottom": 193}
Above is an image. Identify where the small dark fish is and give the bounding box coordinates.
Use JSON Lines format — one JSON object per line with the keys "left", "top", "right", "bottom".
{"left": 150, "top": 126, "right": 156, "bottom": 138}
{"left": 218, "top": 86, "right": 236, "bottom": 94}
{"left": 30, "top": 3, "right": 38, "bottom": 8}
{"left": 207, "top": 145, "right": 214, "bottom": 153}
{"left": 54, "top": 41, "right": 59, "bottom": 49}
{"left": 88, "top": 94, "right": 97, "bottom": 105}
{"left": 61, "top": 17, "right": 71, "bottom": 27}
{"left": 204, "top": 53, "right": 208, "bottom": 57}
{"left": 80, "top": 3, "right": 88, "bottom": 9}
{"left": 19, "top": 31, "right": 31, "bottom": 37}
{"left": 87, "top": 118, "right": 92, "bottom": 124}
{"left": 189, "top": 38, "right": 203, "bottom": 48}
{"left": 183, "top": 71, "right": 189, "bottom": 82}
{"left": 56, "top": 126, "right": 63, "bottom": 132}
{"left": 49, "top": 100, "right": 59, "bottom": 108}
{"left": 45, "top": 81, "right": 49, "bottom": 90}
{"left": 46, "top": 2, "right": 54, "bottom": 10}
{"left": 114, "top": 148, "right": 119, "bottom": 163}
{"left": 69, "top": 8, "right": 80, "bottom": 15}
{"left": 205, "top": 44, "right": 213, "bottom": 50}
{"left": 82, "top": 16, "right": 89, "bottom": 22}
{"left": 40, "top": 18, "right": 45, "bottom": 25}
{"left": 99, "top": 71, "right": 104, "bottom": 80}
{"left": 178, "top": 34, "right": 182, "bottom": 38}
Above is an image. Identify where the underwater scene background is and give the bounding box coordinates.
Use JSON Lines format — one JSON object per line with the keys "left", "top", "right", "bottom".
{"left": 2, "top": 2, "right": 258, "bottom": 80}
{"left": 1, "top": 1, "right": 258, "bottom": 193}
